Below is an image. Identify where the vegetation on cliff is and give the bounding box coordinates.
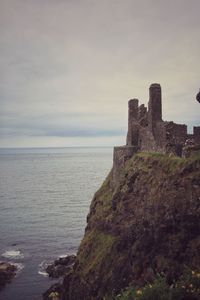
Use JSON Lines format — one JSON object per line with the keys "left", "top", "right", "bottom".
{"left": 44, "top": 151, "right": 200, "bottom": 300}
{"left": 108, "top": 268, "right": 200, "bottom": 300}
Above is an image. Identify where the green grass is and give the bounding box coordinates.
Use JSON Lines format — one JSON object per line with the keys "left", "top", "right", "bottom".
{"left": 123, "top": 151, "right": 200, "bottom": 177}
{"left": 77, "top": 229, "right": 116, "bottom": 277}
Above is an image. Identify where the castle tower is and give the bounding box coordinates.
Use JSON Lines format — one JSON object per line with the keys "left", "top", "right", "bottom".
{"left": 126, "top": 99, "right": 139, "bottom": 146}
{"left": 128, "top": 99, "right": 138, "bottom": 121}
{"left": 194, "top": 126, "right": 200, "bottom": 144}
{"left": 148, "top": 83, "right": 162, "bottom": 133}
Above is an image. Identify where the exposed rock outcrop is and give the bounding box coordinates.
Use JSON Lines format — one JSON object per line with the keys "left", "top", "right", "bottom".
{"left": 196, "top": 90, "right": 200, "bottom": 103}
{"left": 0, "top": 262, "right": 17, "bottom": 291}
{"left": 46, "top": 255, "right": 76, "bottom": 278}
{"left": 44, "top": 151, "right": 200, "bottom": 300}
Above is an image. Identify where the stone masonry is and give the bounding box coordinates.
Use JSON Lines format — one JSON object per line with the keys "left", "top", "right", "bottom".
{"left": 113, "top": 83, "right": 200, "bottom": 183}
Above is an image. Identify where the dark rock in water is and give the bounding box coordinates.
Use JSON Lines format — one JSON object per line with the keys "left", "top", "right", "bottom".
{"left": 0, "top": 262, "right": 17, "bottom": 291}
{"left": 196, "top": 91, "right": 200, "bottom": 103}
{"left": 46, "top": 255, "right": 76, "bottom": 278}
{"left": 54, "top": 255, "right": 76, "bottom": 267}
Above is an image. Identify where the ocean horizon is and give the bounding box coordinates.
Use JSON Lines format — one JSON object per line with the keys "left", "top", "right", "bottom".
{"left": 0, "top": 147, "right": 113, "bottom": 300}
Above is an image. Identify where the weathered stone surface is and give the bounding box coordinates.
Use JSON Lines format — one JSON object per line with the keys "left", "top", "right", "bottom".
{"left": 112, "top": 146, "right": 137, "bottom": 186}
{"left": 0, "top": 262, "right": 17, "bottom": 291}
{"left": 148, "top": 83, "right": 162, "bottom": 133}
{"left": 46, "top": 255, "right": 76, "bottom": 278}
{"left": 194, "top": 126, "right": 200, "bottom": 144}
{"left": 126, "top": 99, "right": 139, "bottom": 146}
{"left": 126, "top": 84, "right": 200, "bottom": 157}
{"left": 56, "top": 152, "right": 200, "bottom": 300}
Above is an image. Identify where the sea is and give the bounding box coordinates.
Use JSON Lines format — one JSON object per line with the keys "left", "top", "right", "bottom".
{"left": 0, "top": 147, "right": 113, "bottom": 300}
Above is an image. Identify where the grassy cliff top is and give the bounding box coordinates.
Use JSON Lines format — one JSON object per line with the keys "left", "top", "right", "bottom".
{"left": 45, "top": 151, "right": 200, "bottom": 300}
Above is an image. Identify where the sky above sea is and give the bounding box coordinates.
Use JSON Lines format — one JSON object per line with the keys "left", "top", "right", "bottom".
{"left": 0, "top": 0, "right": 200, "bottom": 148}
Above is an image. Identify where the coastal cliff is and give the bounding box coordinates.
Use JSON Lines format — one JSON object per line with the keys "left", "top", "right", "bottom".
{"left": 44, "top": 84, "right": 200, "bottom": 299}
{"left": 44, "top": 150, "right": 200, "bottom": 300}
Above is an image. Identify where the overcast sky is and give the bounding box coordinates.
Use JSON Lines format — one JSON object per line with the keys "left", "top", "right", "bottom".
{"left": 0, "top": 0, "right": 199, "bottom": 147}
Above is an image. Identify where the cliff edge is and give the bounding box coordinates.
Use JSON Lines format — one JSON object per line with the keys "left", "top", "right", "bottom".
{"left": 44, "top": 150, "right": 200, "bottom": 300}
{"left": 44, "top": 84, "right": 200, "bottom": 300}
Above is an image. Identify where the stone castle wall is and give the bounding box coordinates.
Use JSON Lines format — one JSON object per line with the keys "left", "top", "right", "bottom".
{"left": 126, "top": 83, "right": 199, "bottom": 155}
{"left": 113, "top": 83, "right": 200, "bottom": 184}
{"left": 194, "top": 126, "right": 200, "bottom": 144}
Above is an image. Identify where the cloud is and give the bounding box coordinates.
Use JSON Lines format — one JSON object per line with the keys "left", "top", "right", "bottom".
{"left": 0, "top": 0, "right": 200, "bottom": 147}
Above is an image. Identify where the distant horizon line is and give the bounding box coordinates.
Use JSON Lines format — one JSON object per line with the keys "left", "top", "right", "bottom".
{"left": 0, "top": 146, "right": 114, "bottom": 149}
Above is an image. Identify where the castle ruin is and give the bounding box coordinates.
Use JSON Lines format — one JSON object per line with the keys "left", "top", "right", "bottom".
{"left": 113, "top": 83, "right": 200, "bottom": 183}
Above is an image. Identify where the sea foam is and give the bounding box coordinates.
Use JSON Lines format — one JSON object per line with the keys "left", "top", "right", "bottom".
{"left": 38, "top": 260, "right": 50, "bottom": 277}
{"left": 2, "top": 250, "right": 24, "bottom": 260}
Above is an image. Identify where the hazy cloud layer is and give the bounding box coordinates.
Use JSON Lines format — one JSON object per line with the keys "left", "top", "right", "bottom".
{"left": 0, "top": 0, "right": 200, "bottom": 147}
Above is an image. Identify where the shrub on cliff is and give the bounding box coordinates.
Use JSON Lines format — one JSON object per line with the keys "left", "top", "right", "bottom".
{"left": 115, "top": 269, "right": 200, "bottom": 300}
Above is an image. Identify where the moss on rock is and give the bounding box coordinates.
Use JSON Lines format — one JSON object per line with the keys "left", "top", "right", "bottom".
{"left": 46, "top": 152, "right": 200, "bottom": 300}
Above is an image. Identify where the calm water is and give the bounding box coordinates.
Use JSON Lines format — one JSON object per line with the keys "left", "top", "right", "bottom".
{"left": 0, "top": 147, "right": 113, "bottom": 300}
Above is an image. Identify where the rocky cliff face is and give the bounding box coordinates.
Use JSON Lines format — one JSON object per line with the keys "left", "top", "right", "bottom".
{"left": 45, "top": 151, "right": 200, "bottom": 300}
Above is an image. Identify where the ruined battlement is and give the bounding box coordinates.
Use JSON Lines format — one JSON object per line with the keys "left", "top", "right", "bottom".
{"left": 126, "top": 83, "right": 199, "bottom": 155}
{"left": 113, "top": 84, "right": 200, "bottom": 183}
